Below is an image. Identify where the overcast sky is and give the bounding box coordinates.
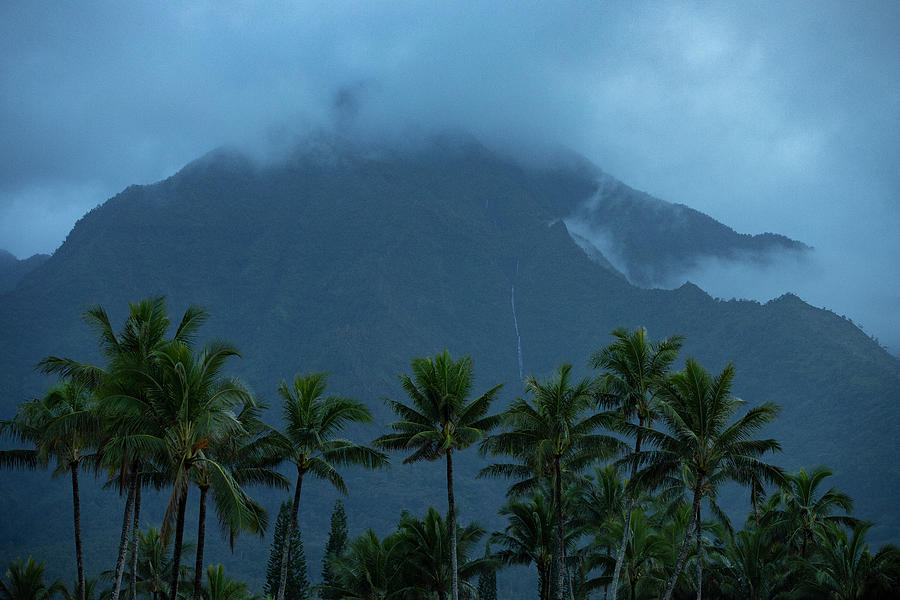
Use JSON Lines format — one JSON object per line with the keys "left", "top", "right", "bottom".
{"left": 1, "top": 1, "right": 898, "bottom": 349}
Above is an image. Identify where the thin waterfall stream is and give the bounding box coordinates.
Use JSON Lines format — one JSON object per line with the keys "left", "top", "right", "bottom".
{"left": 510, "top": 258, "right": 524, "bottom": 380}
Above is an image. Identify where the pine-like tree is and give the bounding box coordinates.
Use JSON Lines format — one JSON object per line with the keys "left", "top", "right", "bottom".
{"left": 265, "top": 502, "right": 310, "bottom": 600}
{"left": 320, "top": 500, "right": 348, "bottom": 600}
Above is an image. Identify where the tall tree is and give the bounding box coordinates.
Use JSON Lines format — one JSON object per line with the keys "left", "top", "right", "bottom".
{"left": 375, "top": 350, "right": 502, "bottom": 600}
{"left": 265, "top": 502, "right": 310, "bottom": 600}
{"left": 480, "top": 364, "right": 619, "bottom": 600}
{"left": 320, "top": 500, "right": 348, "bottom": 600}
{"left": 0, "top": 381, "right": 100, "bottom": 600}
{"left": 191, "top": 400, "right": 287, "bottom": 600}
{"left": 271, "top": 373, "right": 387, "bottom": 600}
{"left": 143, "top": 340, "right": 262, "bottom": 600}
{"left": 39, "top": 297, "right": 207, "bottom": 600}
{"left": 624, "top": 359, "right": 782, "bottom": 600}
{"left": 590, "top": 327, "right": 682, "bottom": 600}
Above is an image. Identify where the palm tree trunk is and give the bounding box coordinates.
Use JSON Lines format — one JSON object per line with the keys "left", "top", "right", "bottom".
{"left": 130, "top": 478, "right": 142, "bottom": 600}
{"left": 609, "top": 496, "right": 632, "bottom": 600}
{"left": 554, "top": 456, "right": 564, "bottom": 600}
{"left": 169, "top": 491, "right": 188, "bottom": 600}
{"left": 662, "top": 486, "right": 702, "bottom": 600}
{"left": 539, "top": 563, "right": 549, "bottom": 600}
{"left": 111, "top": 474, "right": 137, "bottom": 600}
{"left": 447, "top": 449, "right": 459, "bottom": 600}
{"left": 192, "top": 485, "right": 209, "bottom": 600}
{"left": 695, "top": 510, "right": 702, "bottom": 600}
{"left": 71, "top": 460, "right": 86, "bottom": 600}
{"left": 610, "top": 429, "right": 643, "bottom": 600}
{"left": 277, "top": 471, "right": 304, "bottom": 600}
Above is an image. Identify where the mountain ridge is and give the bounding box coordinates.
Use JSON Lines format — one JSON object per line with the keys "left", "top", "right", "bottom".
{"left": 0, "top": 137, "right": 895, "bottom": 587}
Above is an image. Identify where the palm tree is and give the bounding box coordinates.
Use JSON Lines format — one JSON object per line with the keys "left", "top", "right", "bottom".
{"left": 143, "top": 340, "right": 261, "bottom": 600}
{"left": 797, "top": 521, "right": 900, "bottom": 599}
{"left": 271, "top": 373, "right": 388, "bottom": 600}
{"left": 623, "top": 359, "right": 782, "bottom": 600}
{"left": 319, "top": 529, "right": 406, "bottom": 600}
{"left": 706, "top": 519, "right": 789, "bottom": 600}
{"left": 489, "top": 493, "right": 560, "bottom": 600}
{"left": 571, "top": 465, "right": 626, "bottom": 599}
{"left": 0, "top": 558, "right": 63, "bottom": 600}
{"left": 202, "top": 566, "right": 262, "bottom": 600}
{"left": 190, "top": 401, "right": 289, "bottom": 600}
{"left": 375, "top": 350, "right": 503, "bottom": 600}
{"left": 480, "top": 364, "right": 619, "bottom": 600}
{"left": 39, "top": 297, "right": 207, "bottom": 600}
{"left": 767, "top": 465, "right": 857, "bottom": 559}
{"left": 590, "top": 327, "right": 682, "bottom": 600}
{"left": 128, "top": 526, "right": 194, "bottom": 600}
{"left": 395, "top": 507, "right": 490, "bottom": 599}
{"left": 0, "top": 381, "right": 101, "bottom": 600}
{"left": 614, "top": 509, "right": 667, "bottom": 600}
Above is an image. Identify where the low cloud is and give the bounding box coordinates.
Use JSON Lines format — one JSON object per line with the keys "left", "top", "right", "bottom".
{"left": 0, "top": 1, "right": 896, "bottom": 347}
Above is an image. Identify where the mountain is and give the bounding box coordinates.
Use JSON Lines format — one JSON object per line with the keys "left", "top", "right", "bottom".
{"left": 1, "top": 136, "right": 897, "bottom": 590}
{"left": 0, "top": 249, "right": 50, "bottom": 293}
{"left": 564, "top": 173, "right": 810, "bottom": 287}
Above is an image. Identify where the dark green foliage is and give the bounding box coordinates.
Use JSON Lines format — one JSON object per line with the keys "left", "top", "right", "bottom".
{"left": 319, "top": 501, "right": 347, "bottom": 600}
{"left": 265, "top": 503, "right": 309, "bottom": 600}
{"left": 0, "top": 558, "right": 63, "bottom": 600}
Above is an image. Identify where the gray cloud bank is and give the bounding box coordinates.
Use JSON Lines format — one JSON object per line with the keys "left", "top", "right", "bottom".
{"left": 1, "top": 1, "right": 897, "bottom": 349}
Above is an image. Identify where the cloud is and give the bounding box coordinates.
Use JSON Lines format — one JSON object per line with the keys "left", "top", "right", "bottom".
{"left": 0, "top": 1, "right": 897, "bottom": 348}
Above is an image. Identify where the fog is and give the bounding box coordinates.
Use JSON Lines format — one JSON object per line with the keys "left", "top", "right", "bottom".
{"left": 1, "top": 1, "right": 897, "bottom": 350}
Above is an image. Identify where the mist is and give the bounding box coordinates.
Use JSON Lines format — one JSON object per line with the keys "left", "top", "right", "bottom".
{"left": 1, "top": 1, "right": 897, "bottom": 350}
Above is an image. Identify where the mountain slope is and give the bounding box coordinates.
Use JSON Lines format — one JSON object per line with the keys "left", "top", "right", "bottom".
{"left": 0, "top": 138, "right": 896, "bottom": 589}
{"left": 565, "top": 173, "right": 810, "bottom": 287}
{"left": 0, "top": 249, "right": 50, "bottom": 293}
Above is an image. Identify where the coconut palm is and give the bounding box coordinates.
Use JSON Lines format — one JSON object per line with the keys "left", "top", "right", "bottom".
{"left": 590, "top": 327, "right": 682, "bottom": 600}
{"left": 480, "top": 364, "right": 620, "bottom": 600}
{"left": 615, "top": 509, "right": 667, "bottom": 600}
{"left": 0, "top": 558, "right": 63, "bottom": 600}
{"left": 623, "top": 359, "right": 782, "bottom": 600}
{"left": 127, "top": 526, "right": 194, "bottom": 600}
{"left": 190, "top": 401, "right": 289, "bottom": 600}
{"left": 270, "top": 373, "right": 388, "bottom": 600}
{"left": 797, "top": 521, "right": 900, "bottom": 600}
{"left": 766, "top": 466, "right": 857, "bottom": 559}
{"left": 375, "top": 350, "right": 503, "bottom": 600}
{"left": 0, "top": 381, "right": 101, "bottom": 600}
{"left": 141, "top": 339, "right": 260, "bottom": 600}
{"left": 202, "top": 565, "right": 262, "bottom": 600}
{"left": 489, "top": 493, "right": 560, "bottom": 600}
{"left": 395, "top": 507, "right": 490, "bottom": 599}
{"left": 705, "top": 519, "right": 790, "bottom": 600}
{"left": 39, "top": 297, "right": 207, "bottom": 600}
{"left": 319, "top": 529, "right": 406, "bottom": 600}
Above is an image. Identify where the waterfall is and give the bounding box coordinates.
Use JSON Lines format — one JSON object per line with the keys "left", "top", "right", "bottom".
{"left": 510, "top": 258, "right": 524, "bottom": 380}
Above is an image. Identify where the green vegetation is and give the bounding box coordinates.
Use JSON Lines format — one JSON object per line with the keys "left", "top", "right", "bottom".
{"left": 2, "top": 298, "right": 900, "bottom": 597}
